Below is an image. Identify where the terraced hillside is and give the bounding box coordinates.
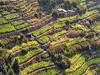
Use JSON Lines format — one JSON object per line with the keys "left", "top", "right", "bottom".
{"left": 1, "top": 0, "right": 100, "bottom": 75}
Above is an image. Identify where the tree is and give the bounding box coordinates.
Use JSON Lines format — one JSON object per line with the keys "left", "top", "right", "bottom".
{"left": 8, "top": 68, "right": 15, "bottom": 75}
{"left": 12, "top": 59, "right": 20, "bottom": 74}
{"left": 52, "top": 9, "right": 59, "bottom": 19}
{"left": 7, "top": 53, "right": 13, "bottom": 64}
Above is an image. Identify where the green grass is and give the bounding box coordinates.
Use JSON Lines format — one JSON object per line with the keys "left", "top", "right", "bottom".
{"left": 16, "top": 0, "right": 28, "bottom": 8}
{"left": 93, "top": 24, "right": 100, "bottom": 32}
{"left": 15, "top": 48, "right": 44, "bottom": 63}
{"left": 15, "top": 23, "right": 30, "bottom": 29}
{"left": 89, "top": 49, "right": 100, "bottom": 55}
{"left": 11, "top": 20, "right": 25, "bottom": 26}
{"left": 0, "top": 18, "right": 8, "bottom": 25}
{"left": 66, "top": 38, "right": 86, "bottom": 47}
{"left": 1, "top": 11, "right": 10, "bottom": 15}
{"left": 33, "top": 25, "right": 52, "bottom": 37}
{"left": 88, "top": 4, "right": 100, "bottom": 11}
{"left": 69, "top": 52, "right": 82, "bottom": 64}
{"left": 37, "top": 36, "right": 49, "bottom": 44}
{"left": 5, "top": 13, "right": 20, "bottom": 20}
{"left": 77, "top": 10, "right": 98, "bottom": 20}
{"left": 64, "top": 54, "right": 90, "bottom": 74}
{"left": 51, "top": 35, "right": 69, "bottom": 46}
{"left": 38, "top": 68, "right": 60, "bottom": 75}
{"left": 91, "top": 35, "right": 99, "bottom": 41}
{"left": 20, "top": 2, "right": 37, "bottom": 12}
{"left": 7, "top": 41, "right": 39, "bottom": 53}
{"left": 52, "top": 30, "right": 67, "bottom": 39}
{"left": 68, "top": 57, "right": 100, "bottom": 75}
{"left": 0, "top": 24, "right": 16, "bottom": 33}
{"left": 42, "top": 53, "right": 49, "bottom": 58}
{"left": 20, "top": 61, "right": 54, "bottom": 74}
{"left": 54, "top": 22, "right": 66, "bottom": 29}
{"left": 71, "top": 24, "right": 87, "bottom": 31}
{"left": 57, "top": 16, "right": 76, "bottom": 22}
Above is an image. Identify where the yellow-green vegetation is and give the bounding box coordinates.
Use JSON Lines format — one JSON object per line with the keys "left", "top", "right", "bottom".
{"left": 0, "top": 18, "right": 8, "bottom": 24}
{"left": 69, "top": 52, "right": 82, "bottom": 64}
{"left": 37, "top": 36, "right": 49, "bottom": 44}
{"left": 7, "top": 41, "right": 39, "bottom": 53}
{"left": 93, "top": 24, "right": 100, "bottom": 32}
{"left": 20, "top": 61, "right": 54, "bottom": 74}
{"left": 52, "top": 30, "right": 67, "bottom": 39}
{"left": 0, "top": 24, "right": 16, "bottom": 33}
{"left": 5, "top": 13, "right": 20, "bottom": 20}
{"left": 33, "top": 25, "right": 52, "bottom": 36}
{"left": 64, "top": 54, "right": 90, "bottom": 74}
{"left": 68, "top": 57, "right": 100, "bottom": 75}
{"left": 66, "top": 38, "right": 86, "bottom": 47}
{"left": 15, "top": 48, "right": 44, "bottom": 63}
{"left": 38, "top": 68, "right": 60, "bottom": 75}
{"left": 71, "top": 24, "right": 87, "bottom": 31}
{"left": 77, "top": 10, "right": 98, "bottom": 20}
{"left": 51, "top": 35, "right": 69, "bottom": 46}
{"left": 54, "top": 22, "right": 66, "bottom": 29}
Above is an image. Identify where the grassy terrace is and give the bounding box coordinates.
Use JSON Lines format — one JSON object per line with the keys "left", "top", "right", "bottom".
{"left": 20, "top": 61, "right": 54, "bottom": 74}
{"left": 0, "top": 18, "right": 8, "bottom": 25}
{"left": 15, "top": 23, "right": 30, "bottom": 29}
{"left": 11, "top": 20, "right": 25, "bottom": 26}
{"left": 66, "top": 38, "right": 86, "bottom": 47}
{"left": 51, "top": 35, "right": 69, "bottom": 46}
{"left": 54, "top": 22, "right": 66, "bottom": 29}
{"left": 38, "top": 68, "right": 60, "bottom": 75}
{"left": 7, "top": 41, "right": 39, "bottom": 53}
{"left": 37, "top": 36, "right": 49, "bottom": 45}
{"left": 69, "top": 52, "right": 82, "bottom": 64}
{"left": 5, "top": 13, "right": 20, "bottom": 20}
{"left": 93, "top": 24, "right": 100, "bottom": 32}
{"left": 64, "top": 54, "right": 90, "bottom": 74}
{"left": 20, "top": 2, "right": 38, "bottom": 12}
{"left": 88, "top": 4, "right": 100, "bottom": 11}
{"left": 52, "top": 30, "right": 67, "bottom": 39}
{"left": 71, "top": 24, "right": 87, "bottom": 31}
{"left": 0, "top": 24, "right": 16, "bottom": 33}
{"left": 32, "top": 25, "right": 52, "bottom": 37}
{"left": 68, "top": 57, "right": 100, "bottom": 75}
{"left": 15, "top": 48, "right": 44, "bottom": 63}
{"left": 77, "top": 10, "right": 98, "bottom": 20}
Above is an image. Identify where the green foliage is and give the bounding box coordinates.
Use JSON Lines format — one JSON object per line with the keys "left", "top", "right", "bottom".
{"left": 0, "top": 24, "right": 16, "bottom": 33}
{"left": 33, "top": 25, "right": 52, "bottom": 36}
{"left": 11, "top": 20, "right": 25, "bottom": 26}
{"left": 66, "top": 38, "right": 86, "bottom": 47}
{"left": 16, "top": 0, "right": 27, "bottom": 8}
{"left": 0, "top": 18, "right": 8, "bottom": 24}
{"left": 15, "top": 23, "right": 30, "bottom": 29}
{"left": 20, "top": 61, "right": 54, "bottom": 74}
{"left": 37, "top": 36, "right": 49, "bottom": 44}
{"left": 15, "top": 48, "right": 43, "bottom": 63}
{"left": 5, "top": 13, "right": 20, "bottom": 20}
{"left": 38, "top": 68, "right": 60, "bottom": 75}
{"left": 77, "top": 10, "right": 98, "bottom": 20}
{"left": 54, "top": 22, "right": 66, "bottom": 29}
{"left": 20, "top": 2, "right": 37, "bottom": 12}
{"left": 68, "top": 57, "right": 100, "bottom": 75}
{"left": 88, "top": 4, "right": 100, "bottom": 11}
{"left": 1, "top": 11, "right": 10, "bottom": 15}
{"left": 42, "top": 53, "right": 49, "bottom": 58}
{"left": 12, "top": 59, "right": 20, "bottom": 74}
{"left": 64, "top": 54, "right": 90, "bottom": 73}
